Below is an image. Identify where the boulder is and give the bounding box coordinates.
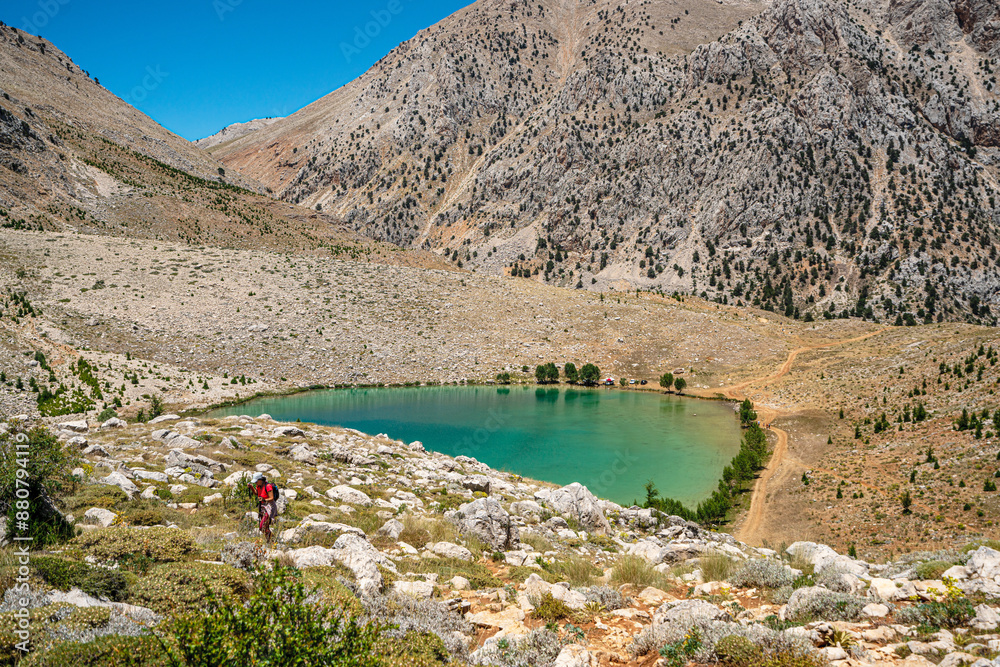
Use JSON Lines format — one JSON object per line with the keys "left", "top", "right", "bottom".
{"left": 280, "top": 521, "right": 365, "bottom": 544}
{"left": 862, "top": 602, "right": 890, "bottom": 618}
{"left": 509, "top": 500, "right": 544, "bottom": 522}
{"left": 653, "top": 599, "right": 729, "bottom": 625}
{"left": 461, "top": 475, "right": 492, "bottom": 494}
{"left": 148, "top": 414, "right": 181, "bottom": 425}
{"left": 553, "top": 645, "right": 598, "bottom": 667}
{"left": 551, "top": 584, "right": 587, "bottom": 609}
{"left": 286, "top": 546, "right": 338, "bottom": 569}
{"left": 393, "top": 580, "right": 435, "bottom": 599}
{"left": 224, "top": 470, "right": 253, "bottom": 486}
{"left": 325, "top": 485, "right": 373, "bottom": 507}
{"left": 449, "top": 576, "right": 471, "bottom": 591}
{"left": 967, "top": 546, "right": 1000, "bottom": 580}
{"left": 273, "top": 426, "right": 305, "bottom": 438}
{"left": 330, "top": 533, "right": 393, "bottom": 597}
{"left": 68, "top": 436, "right": 88, "bottom": 448}
{"left": 101, "top": 418, "right": 127, "bottom": 429}
{"left": 868, "top": 577, "right": 917, "bottom": 602}
{"left": 429, "top": 541, "right": 474, "bottom": 561}
{"left": 83, "top": 508, "right": 117, "bottom": 527}
{"left": 626, "top": 540, "right": 668, "bottom": 564}
{"left": 376, "top": 519, "right": 404, "bottom": 540}
{"left": 289, "top": 445, "right": 318, "bottom": 464}
{"left": 972, "top": 603, "right": 1000, "bottom": 630}
{"left": 134, "top": 470, "right": 169, "bottom": 483}
{"left": 786, "top": 541, "right": 867, "bottom": 576}
{"left": 98, "top": 471, "right": 139, "bottom": 498}
{"left": 545, "top": 483, "right": 611, "bottom": 534}
{"left": 57, "top": 420, "right": 89, "bottom": 433}
{"left": 446, "top": 497, "right": 520, "bottom": 551}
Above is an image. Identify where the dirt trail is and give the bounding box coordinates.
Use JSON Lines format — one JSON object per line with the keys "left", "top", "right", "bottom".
{"left": 693, "top": 328, "right": 889, "bottom": 545}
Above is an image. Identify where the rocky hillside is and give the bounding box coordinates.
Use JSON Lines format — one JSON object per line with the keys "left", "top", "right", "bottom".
{"left": 0, "top": 23, "right": 425, "bottom": 258}
{"left": 9, "top": 412, "right": 1000, "bottom": 665}
{"left": 194, "top": 117, "right": 282, "bottom": 151}
{"left": 214, "top": 0, "right": 1000, "bottom": 325}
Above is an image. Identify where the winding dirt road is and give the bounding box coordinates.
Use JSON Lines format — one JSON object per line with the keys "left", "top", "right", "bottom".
{"left": 694, "top": 328, "right": 890, "bottom": 545}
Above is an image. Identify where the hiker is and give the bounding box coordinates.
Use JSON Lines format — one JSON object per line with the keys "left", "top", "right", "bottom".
{"left": 248, "top": 472, "right": 277, "bottom": 543}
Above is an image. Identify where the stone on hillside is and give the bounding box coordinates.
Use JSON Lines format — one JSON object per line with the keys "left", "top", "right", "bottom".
{"left": 545, "top": 483, "right": 611, "bottom": 535}
{"left": 140, "top": 487, "right": 158, "bottom": 500}
{"left": 82, "top": 444, "right": 109, "bottom": 457}
{"left": 461, "top": 475, "right": 492, "bottom": 494}
{"left": 273, "top": 426, "right": 305, "bottom": 438}
{"left": 68, "top": 436, "right": 88, "bottom": 448}
{"left": 280, "top": 521, "right": 365, "bottom": 544}
{"left": 325, "top": 485, "right": 372, "bottom": 506}
{"left": 942, "top": 565, "right": 970, "bottom": 580}
{"left": 98, "top": 471, "right": 139, "bottom": 498}
{"left": 376, "top": 519, "right": 404, "bottom": 540}
{"left": 509, "top": 500, "right": 544, "bottom": 522}
{"left": 868, "top": 577, "right": 917, "bottom": 602}
{"left": 224, "top": 470, "right": 253, "bottom": 486}
{"left": 449, "top": 575, "right": 470, "bottom": 591}
{"left": 393, "top": 580, "right": 435, "bottom": 599}
{"left": 83, "top": 508, "right": 117, "bottom": 527}
{"left": 203, "top": 493, "right": 223, "bottom": 504}
{"left": 101, "top": 417, "right": 127, "bottom": 429}
{"left": 446, "top": 497, "right": 520, "bottom": 551}
{"left": 967, "top": 546, "right": 1000, "bottom": 580}
{"left": 286, "top": 546, "right": 338, "bottom": 568}
{"left": 627, "top": 540, "right": 667, "bottom": 564}
{"left": 654, "top": 599, "right": 729, "bottom": 625}
{"left": 408, "top": 441, "right": 425, "bottom": 452}
{"left": 134, "top": 470, "right": 169, "bottom": 483}
{"left": 862, "top": 602, "right": 890, "bottom": 618}
{"left": 638, "top": 587, "right": 673, "bottom": 605}
{"left": 430, "top": 542, "right": 473, "bottom": 561}
{"left": 552, "top": 584, "right": 587, "bottom": 609}
{"left": 972, "top": 604, "right": 1000, "bottom": 630}
{"left": 786, "top": 541, "right": 867, "bottom": 576}
{"left": 148, "top": 414, "right": 181, "bottom": 425}
{"left": 289, "top": 445, "right": 317, "bottom": 464}
{"left": 331, "top": 533, "right": 392, "bottom": 597}
{"left": 553, "top": 645, "right": 598, "bottom": 667}
{"left": 165, "top": 449, "right": 226, "bottom": 473}
{"left": 57, "top": 420, "right": 89, "bottom": 433}
{"left": 468, "top": 607, "right": 525, "bottom": 630}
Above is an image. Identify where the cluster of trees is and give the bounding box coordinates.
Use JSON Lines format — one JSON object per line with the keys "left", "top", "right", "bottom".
{"left": 658, "top": 372, "right": 687, "bottom": 394}
{"left": 738, "top": 398, "right": 757, "bottom": 427}
{"left": 643, "top": 423, "right": 770, "bottom": 525}
{"left": 535, "top": 362, "right": 601, "bottom": 385}
{"left": 955, "top": 407, "right": 999, "bottom": 439}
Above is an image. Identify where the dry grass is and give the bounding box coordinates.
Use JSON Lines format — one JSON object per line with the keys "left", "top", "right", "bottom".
{"left": 609, "top": 555, "right": 670, "bottom": 590}
{"left": 699, "top": 551, "right": 737, "bottom": 582}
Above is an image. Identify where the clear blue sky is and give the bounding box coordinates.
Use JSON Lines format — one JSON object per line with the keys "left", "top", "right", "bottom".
{"left": 1, "top": 0, "right": 472, "bottom": 141}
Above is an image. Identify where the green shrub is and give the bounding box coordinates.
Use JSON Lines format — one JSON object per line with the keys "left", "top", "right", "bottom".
{"left": 758, "top": 650, "right": 827, "bottom": 667}
{"left": 788, "top": 590, "right": 867, "bottom": 622}
{"left": 700, "top": 551, "right": 738, "bottom": 582}
{"left": 914, "top": 560, "right": 953, "bottom": 580}
{"left": 97, "top": 407, "right": 118, "bottom": 422}
{"left": 0, "top": 425, "right": 77, "bottom": 547}
{"left": 125, "top": 509, "right": 165, "bottom": 526}
{"left": 545, "top": 555, "right": 600, "bottom": 587}
{"left": 378, "top": 631, "right": 451, "bottom": 666}
{"left": 301, "top": 567, "right": 363, "bottom": 616}
{"left": 129, "top": 561, "right": 251, "bottom": 614}
{"left": 729, "top": 560, "right": 796, "bottom": 589}
{"left": 610, "top": 555, "right": 669, "bottom": 589}
{"left": 72, "top": 526, "right": 199, "bottom": 565}
{"left": 895, "top": 598, "right": 976, "bottom": 629}
{"left": 33, "top": 556, "right": 128, "bottom": 601}
{"left": 67, "top": 485, "right": 129, "bottom": 511}
{"left": 532, "top": 592, "right": 571, "bottom": 621}
{"left": 18, "top": 634, "right": 171, "bottom": 667}
{"left": 165, "top": 567, "right": 382, "bottom": 666}
{"left": 715, "top": 634, "right": 762, "bottom": 666}
{"left": 401, "top": 557, "right": 501, "bottom": 589}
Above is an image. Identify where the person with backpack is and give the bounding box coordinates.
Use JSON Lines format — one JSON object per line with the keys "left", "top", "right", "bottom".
{"left": 248, "top": 472, "right": 278, "bottom": 543}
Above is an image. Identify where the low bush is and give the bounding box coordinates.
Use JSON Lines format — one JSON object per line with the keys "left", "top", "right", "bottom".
{"left": 32, "top": 556, "right": 128, "bottom": 601}
{"left": 129, "top": 561, "right": 250, "bottom": 614}
{"left": 582, "top": 585, "right": 629, "bottom": 611}
{"left": 544, "top": 555, "right": 600, "bottom": 587}
{"left": 469, "top": 628, "right": 563, "bottom": 667}
{"left": 18, "top": 634, "right": 171, "bottom": 667}
{"left": 914, "top": 560, "right": 953, "bottom": 580}
{"left": 72, "top": 526, "right": 199, "bottom": 565}
{"left": 610, "top": 555, "right": 669, "bottom": 590}
{"left": 401, "top": 557, "right": 500, "bottom": 590}
{"left": 729, "top": 560, "right": 796, "bottom": 590}
{"left": 365, "top": 592, "right": 473, "bottom": 663}
{"left": 124, "top": 509, "right": 164, "bottom": 527}
{"left": 895, "top": 598, "right": 976, "bottom": 629}
{"left": 629, "top": 618, "right": 819, "bottom": 665}
{"left": 165, "top": 567, "right": 382, "bottom": 666}
{"left": 533, "top": 592, "right": 572, "bottom": 621}
{"left": 700, "top": 551, "right": 738, "bottom": 583}
{"left": 715, "top": 634, "right": 762, "bottom": 666}
{"left": 378, "top": 631, "right": 451, "bottom": 666}
{"left": 786, "top": 589, "right": 867, "bottom": 622}
{"left": 814, "top": 568, "right": 856, "bottom": 594}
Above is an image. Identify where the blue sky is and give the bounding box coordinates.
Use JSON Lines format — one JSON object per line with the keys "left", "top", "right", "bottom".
{"left": 2, "top": 0, "right": 472, "bottom": 140}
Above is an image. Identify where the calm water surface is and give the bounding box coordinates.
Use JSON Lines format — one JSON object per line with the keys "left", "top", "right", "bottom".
{"left": 208, "top": 386, "right": 740, "bottom": 506}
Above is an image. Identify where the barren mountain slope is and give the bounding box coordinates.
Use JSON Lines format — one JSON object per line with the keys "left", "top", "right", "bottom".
{"left": 216, "top": 0, "right": 1000, "bottom": 324}
{"left": 0, "top": 23, "right": 445, "bottom": 263}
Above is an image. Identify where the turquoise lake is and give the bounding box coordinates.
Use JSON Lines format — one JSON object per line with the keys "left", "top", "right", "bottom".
{"left": 208, "top": 386, "right": 741, "bottom": 507}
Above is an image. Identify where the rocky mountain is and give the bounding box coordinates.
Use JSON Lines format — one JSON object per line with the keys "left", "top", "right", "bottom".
{"left": 0, "top": 22, "right": 421, "bottom": 257}
{"left": 214, "top": 0, "right": 1000, "bottom": 324}
{"left": 194, "top": 117, "right": 283, "bottom": 151}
